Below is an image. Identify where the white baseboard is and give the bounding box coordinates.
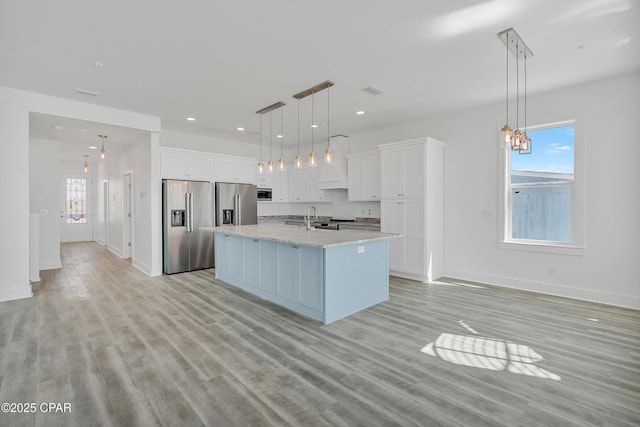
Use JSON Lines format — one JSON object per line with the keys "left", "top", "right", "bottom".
{"left": 40, "top": 258, "right": 62, "bottom": 270}
{"left": 96, "top": 237, "right": 105, "bottom": 245}
{"left": 444, "top": 267, "right": 640, "bottom": 311}
{"left": 132, "top": 258, "right": 152, "bottom": 276}
{"left": 0, "top": 284, "right": 33, "bottom": 302}
{"left": 108, "top": 245, "right": 124, "bottom": 258}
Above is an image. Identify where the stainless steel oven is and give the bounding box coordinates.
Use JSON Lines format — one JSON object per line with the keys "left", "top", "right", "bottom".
{"left": 257, "top": 187, "right": 272, "bottom": 201}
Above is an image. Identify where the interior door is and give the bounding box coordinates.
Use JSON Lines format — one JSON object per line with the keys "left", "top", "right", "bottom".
{"left": 60, "top": 174, "right": 93, "bottom": 242}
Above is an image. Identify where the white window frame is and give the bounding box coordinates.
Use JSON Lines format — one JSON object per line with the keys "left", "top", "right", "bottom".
{"left": 498, "top": 119, "right": 585, "bottom": 256}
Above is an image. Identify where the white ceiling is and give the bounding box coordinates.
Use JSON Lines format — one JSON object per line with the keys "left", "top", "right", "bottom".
{"left": 3, "top": 0, "right": 639, "bottom": 154}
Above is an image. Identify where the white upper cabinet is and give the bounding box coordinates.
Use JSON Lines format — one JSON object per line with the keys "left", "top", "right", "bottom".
{"left": 272, "top": 169, "right": 289, "bottom": 202}
{"left": 288, "top": 164, "right": 332, "bottom": 203}
{"left": 347, "top": 151, "right": 380, "bottom": 201}
{"left": 214, "top": 156, "right": 256, "bottom": 184}
{"left": 380, "top": 144, "right": 423, "bottom": 199}
{"left": 255, "top": 172, "right": 273, "bottom": 189}
{"left": 161, "top": 149, "right": 214, "bottom": 181}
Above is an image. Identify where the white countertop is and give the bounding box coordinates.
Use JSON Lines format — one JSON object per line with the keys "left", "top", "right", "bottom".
{"left": 202, "top": 224, "right": 399, "bottom": 248}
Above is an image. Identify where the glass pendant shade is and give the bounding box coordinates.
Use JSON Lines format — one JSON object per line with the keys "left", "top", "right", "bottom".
{"left": 512, "top": 129, "right": 522, "bottom": 148}
{"left": 267, "top": 160, "right": 274, "bottom": 173}
{"left": 257, "top": 161, "right": 264, "bottom": 174}
{"left": 308, "top": 152, "right": 317, "bottom": 167}
{"left": 501, "top": 125, "right": 512, "bottom": 144}
{"left": 98, "top": 135, "right": 107, "bottom": 160}
{"left": 278, "top": 158, "right": 285, "bottom": 172}
{"left": 294, "top": 155, "right": 302, "bottom": 169}
{"left": 324, "top": 148, "right": 333, "bottom": 164}
{"left": 84, "top": 162, "right": 88, "bottom": 173}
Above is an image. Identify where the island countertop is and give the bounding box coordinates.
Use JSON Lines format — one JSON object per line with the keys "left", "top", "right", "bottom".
{"left": 202, "top": 224, "right": 399, "bottom": 248}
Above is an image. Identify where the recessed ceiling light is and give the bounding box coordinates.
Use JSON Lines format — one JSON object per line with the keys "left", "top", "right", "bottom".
{"left": 53, "top": 125, "right": 64, "bottom": 130}
{"left": 237, "top": 127, "right": 245, "bottom": 131}
{"left": 276, "top": 134, "right": 283, "bottom": 138}
{"left": 186, "top": 117, "right": 195, "bottom": 121}
{"left": 89, "top": 146, "right": 98, "bottom": 150}
{"left": 310, "top": 124, "right": 318, "bottom": 128}
{"left": 95, "top": 61, "right": 104, "bottom": 68}
{"left": 356, "top": 111, "right": 365, "bottom": 115}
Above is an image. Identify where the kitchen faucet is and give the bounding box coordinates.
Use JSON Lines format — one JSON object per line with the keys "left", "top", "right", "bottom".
{"left": 305, "top": 206, "right": 318, "bottom": 231}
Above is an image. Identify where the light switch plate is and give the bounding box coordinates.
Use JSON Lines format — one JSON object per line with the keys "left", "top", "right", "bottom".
{"left": 358, "top": 246, "right": 365, "bottom": 253}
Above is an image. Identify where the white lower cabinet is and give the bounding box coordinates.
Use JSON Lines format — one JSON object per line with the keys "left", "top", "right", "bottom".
{"left": 381, "top": 200, "right": 424, "bottom": 276}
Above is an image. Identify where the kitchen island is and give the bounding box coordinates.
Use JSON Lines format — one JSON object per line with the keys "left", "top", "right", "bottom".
{"left": 206, "top": 224, "right": 397, "bottom": 324}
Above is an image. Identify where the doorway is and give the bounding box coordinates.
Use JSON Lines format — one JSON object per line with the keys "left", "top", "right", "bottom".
{"left": 123, "top": 173, "right": 133, "bottom": 259}
{"left": 60, "top": 174, "right": 93, "bottom": 242}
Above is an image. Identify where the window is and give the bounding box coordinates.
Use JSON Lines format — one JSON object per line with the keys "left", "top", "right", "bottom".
{"left": 510, "top": 124, "right": 574, "bottom": 242}
{"left": 500, "top": 121, "right": 584, "bottom": 254}
{"left": 66, "top": 178, "right": 87, "bottom": 224}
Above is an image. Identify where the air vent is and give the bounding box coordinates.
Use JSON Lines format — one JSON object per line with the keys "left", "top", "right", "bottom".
{"left": 362, "top": 85, "right": 384, "bottom": 96}
{"left": 74, "top": 87, "right": 101, "bottom": 96}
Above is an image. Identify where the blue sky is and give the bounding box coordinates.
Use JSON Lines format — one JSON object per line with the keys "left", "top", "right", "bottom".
{"left": 511, "top": 124, "right": 574, "bottom": 174}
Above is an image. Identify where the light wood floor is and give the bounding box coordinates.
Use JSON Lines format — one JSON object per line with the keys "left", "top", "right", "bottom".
{"left": 1, "top": 242, "right": 639, "bottom": 426}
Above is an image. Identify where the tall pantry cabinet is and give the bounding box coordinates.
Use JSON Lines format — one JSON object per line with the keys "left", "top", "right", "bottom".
{"left": 379, "top": 137, "right": 445, "bottom": 282}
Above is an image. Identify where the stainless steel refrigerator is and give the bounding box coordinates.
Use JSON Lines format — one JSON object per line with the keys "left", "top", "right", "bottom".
{"left": 215, "top": 182, "right": 257, "bottom": 226}
{"left": 163, "top": 179, "right": 215, "bottom": 274}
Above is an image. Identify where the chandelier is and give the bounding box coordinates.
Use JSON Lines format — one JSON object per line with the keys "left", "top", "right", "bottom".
{"left": 498, "top": 28, "right": 533, "bottom": 155}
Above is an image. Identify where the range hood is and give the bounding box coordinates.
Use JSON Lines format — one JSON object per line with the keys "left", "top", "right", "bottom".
{"left": 317, "top": 135, "right": 350, "bottom": 189}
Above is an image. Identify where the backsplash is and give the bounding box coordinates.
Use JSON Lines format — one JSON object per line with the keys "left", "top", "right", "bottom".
{"left": 257, "top": 189, "right": 380, "bottom": 220}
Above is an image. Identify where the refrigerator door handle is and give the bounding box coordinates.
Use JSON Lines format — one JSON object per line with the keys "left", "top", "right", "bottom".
{"left": 184, "top": 192, "right": 190, "bottom": 232}
{"left": 234, "top": 193, "right": 240, "bottom": 225}
{"left": 188, "top": 192, "right": 194, "bottom": 232}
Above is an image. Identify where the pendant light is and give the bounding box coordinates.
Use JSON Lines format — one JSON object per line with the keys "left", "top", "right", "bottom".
{"left": 500, "top": 37, "right": 512, "bottom": 145}
{"left": 82, "top": 155, "right": 89, "bottom": 172}
{"left": 277, "top": 107, "right": 286, "bottom": 172}
{"left": 324, "top": 85, "right": 333, "bottom": 164}
{"left": 98, "top": 134, "right": 107, "bottom": 160}
{"left": 257, "top": 114, "right": 264, "bottom": 174}
{"left": 292, "top": 81, "right": 334, "bottom": 168}
{"left": 512, "top": 38, "right": 522, "bottom": 149}
{"left": 308, "top": 91, "right": 317, "bottom": 168}
{"left": 294, "top": 99, "right": 302, "bottom": 169}
{"left": 498, "top": 28, "right": 533, "bottom": 155}
{"left": 256, "top": 101, "right": 286, "bottom": 173}
{"left": 520, "top": 52, "right": 532, "bottom": 154}
{"left": 267, "top": 111, "right": 274, "bottom": 173}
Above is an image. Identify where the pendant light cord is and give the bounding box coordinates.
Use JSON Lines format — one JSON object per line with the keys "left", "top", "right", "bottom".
{"left": 280, "top": 107, "right": 284, "bottom": 157}
{"left": 524, "top": 53, "right": 527, "bottom": 134}
{"left": 269, "top": 111, "right": 272, "bottom": 161}
{"left": 259, "top": 114, "right": 262, "bottom": 160}
{"left": 327, "top": 86, "right": 330, "bottom": 149}
{"left": 311, "top": 92, "right": 314, "bottom": 152}
{"left": 297, "top": 100, "right": 300, "bottom": 155}
{"left": 516, "top": 40, "right": 520, "bottom": 131}
{"left": 505, "top": 35, "right": 509, "bottom": 125}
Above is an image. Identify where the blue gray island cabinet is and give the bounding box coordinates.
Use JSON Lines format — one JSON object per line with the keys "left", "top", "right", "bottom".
{"left": 208, "top": 224, "right": 397, "bottom": 324}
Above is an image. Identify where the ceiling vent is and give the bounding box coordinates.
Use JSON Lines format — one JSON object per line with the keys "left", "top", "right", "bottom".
{"left": 362, "top": 85, "right": 384, "bottom": 96}
{"left": 74, "top": 87, "right": 101, "bottom": 96}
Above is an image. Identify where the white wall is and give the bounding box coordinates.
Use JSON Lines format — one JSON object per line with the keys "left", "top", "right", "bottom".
{"left": 29, "top": 138, "right": 61, "bottom": 270}
{"left": 348, "top": 71, "right": 640, "bottom": 309}
{"left": 161, "top": 129, "right": 259, "bottom": 158}
{"left": 0, "top": 86, "right": 161, "bottom": 302}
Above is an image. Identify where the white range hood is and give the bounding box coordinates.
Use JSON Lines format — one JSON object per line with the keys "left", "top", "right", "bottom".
{"left": 317, "top": 135, "right": 350, "bottom": 189}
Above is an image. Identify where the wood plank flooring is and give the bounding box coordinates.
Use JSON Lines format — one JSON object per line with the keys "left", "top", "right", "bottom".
{"left": 1, "top": 241, "right": 639, "bottom": 426}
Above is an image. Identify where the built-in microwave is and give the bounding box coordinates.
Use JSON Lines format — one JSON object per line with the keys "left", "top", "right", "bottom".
{"left": 257, "top": 188, "right": 272, "bottom": 201}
